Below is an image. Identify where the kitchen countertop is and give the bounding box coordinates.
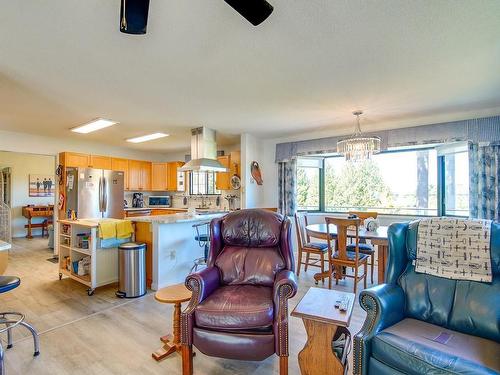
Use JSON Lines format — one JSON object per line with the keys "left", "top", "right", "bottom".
{"left": 124, "top": 207, "right": 188, "bottom": 211}
{"left": 0, "top": 240, "right": 11, "bottom": 252}
{"left": 58, "top": 219, "right": 100, "bottom": 227}
{"left": 130, "top": 212, "right": 228, "bottom": 224}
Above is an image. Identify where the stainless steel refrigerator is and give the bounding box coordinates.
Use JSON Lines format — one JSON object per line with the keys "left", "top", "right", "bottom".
{"left": 65, "top": 168, "right": 124, "bottom": 219}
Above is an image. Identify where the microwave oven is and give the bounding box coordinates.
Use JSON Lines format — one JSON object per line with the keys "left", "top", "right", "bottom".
{"left": 148, "top": 196, "right": 172, "bottom": 208}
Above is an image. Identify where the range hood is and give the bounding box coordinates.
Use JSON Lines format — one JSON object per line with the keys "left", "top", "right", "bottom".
{"left": 179, "top": 127, "right": 228, "bottom": 172}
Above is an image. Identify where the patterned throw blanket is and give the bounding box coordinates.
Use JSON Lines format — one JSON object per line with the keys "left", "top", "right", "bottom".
{"left": 415, "top": 217, "right": 492, "bottom": 282}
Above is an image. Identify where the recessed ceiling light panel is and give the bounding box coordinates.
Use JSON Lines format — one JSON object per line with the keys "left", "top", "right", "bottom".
{"left": 126, "top": 133, "right": 169, "bottom": 143}
{"left": 71, "top": 118, "right": 118, "bottom": 134}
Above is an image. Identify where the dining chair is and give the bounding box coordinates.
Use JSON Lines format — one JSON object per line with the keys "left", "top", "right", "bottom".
{"left": 294, "top": 213, "right": 328, "bottom": 278}
{"left": 325, "top": 217, "right": 369, "bottom": 294}
{"left": 347, "top": 211, "right": 378, "bottom": 284}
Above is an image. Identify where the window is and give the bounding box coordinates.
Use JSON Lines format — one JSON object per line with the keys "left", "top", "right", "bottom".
{"left": 296, "top": 158, "right": 322, "bottom": 211}
{"left": 324, "top": 149, "right": 437, "bottom": 215}
{"left": 442, "top": 151, "right": 469, "bottom": 216}
{"left": 189, "top": 171, "right": 220, "bottom": 195}
{"left": 297, "top": 144, "right": 469, "bottom": 217}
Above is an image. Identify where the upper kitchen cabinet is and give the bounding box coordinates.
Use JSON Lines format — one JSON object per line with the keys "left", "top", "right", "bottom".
{"left": 167, "top": 162, "right": 185, "bottom": 191}
{"left": 111, "top": 158, "right": 129, "bottom": 190}
{"left": 141, "top": 161, "right": 152, "bottom": 190}
{"left": 216, "top": 151, "right": 240, "bottom": 190}
{"left": 59, "top": 152, "right": 90, "bottom": 168}
{"left": 88, "top": 155, "right": 112, "bottom": 170}
{"left": 60, "top": 152, "right": 112, "bottom": 170}
{"left": 129, "top": 160, "right": 151, "bottom": 191}
{"left": 151, "top": 161, "right": 185, "bottom": 191}
{"left": 152, "top": 163, "right": 167, "bottom": 191}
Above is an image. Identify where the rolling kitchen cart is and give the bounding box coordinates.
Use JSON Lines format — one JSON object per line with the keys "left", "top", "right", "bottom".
{"left": 58, "top": 219, "right": 119, "bottom": 296}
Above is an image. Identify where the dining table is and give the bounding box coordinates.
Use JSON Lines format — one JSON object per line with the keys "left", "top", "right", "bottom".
{"left": 305, "top": 224, "right": 389, "bottom": 284}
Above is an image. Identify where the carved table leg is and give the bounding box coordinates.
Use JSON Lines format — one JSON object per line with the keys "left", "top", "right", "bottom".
{"left": 298, "top": 318, "right": 345, "bottom": 375}
{"left": 27, "top": 218, "right": 33, "bottom": 239}
{"left": 152, "top": 301, "right": 182, "bottom": 361}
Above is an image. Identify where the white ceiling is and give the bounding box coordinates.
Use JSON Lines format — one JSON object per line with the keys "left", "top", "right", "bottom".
{"left": 0, "top": 0, "right": 499, "bottom": 152}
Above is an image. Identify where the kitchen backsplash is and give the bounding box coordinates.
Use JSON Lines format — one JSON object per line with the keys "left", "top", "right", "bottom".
{"left": 124, "top": 190, "right": 241, "bottom": 211}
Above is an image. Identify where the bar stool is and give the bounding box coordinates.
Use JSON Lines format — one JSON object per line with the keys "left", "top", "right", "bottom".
{"left": 191, "top": 222, "right": 210, "bottom": 273}
{"left": 0, "top": 276, "right": 40, "bottom": 375}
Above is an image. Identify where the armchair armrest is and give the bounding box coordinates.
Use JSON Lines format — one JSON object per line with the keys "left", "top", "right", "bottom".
{"left": 181, "top": 266, "right": 220, "bottom": 345}
{"left": 273, "top": 270, "right": 298, "bottom": 304}
{"left": 185, "top": 266, "right": 220, "bottom": 304}
{"left": 273, "top": 270, "right": 298, "bottom": 356}
{"left": 353, "top": 284, "right": 405, "bottom": 375}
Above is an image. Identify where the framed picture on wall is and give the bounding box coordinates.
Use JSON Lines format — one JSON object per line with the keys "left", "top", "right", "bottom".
{"left": 29, "top": 174, "right": 55, "bottom": 197}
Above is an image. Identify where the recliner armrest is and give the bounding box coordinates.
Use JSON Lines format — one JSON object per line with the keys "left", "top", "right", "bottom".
{"left": 353, "top": 284, "right": 405, "bottom": 375}
{"left": 185, "top": 266, "right": 220, "bottom": 304}
{"left": 273, "top": 270, "right": 297, "bottom": 304}
{"left": 273, "top": 270, "right": 297, "bottom": 356}
{"left": 181, "top": 266, "right": 220, "bottom": 346}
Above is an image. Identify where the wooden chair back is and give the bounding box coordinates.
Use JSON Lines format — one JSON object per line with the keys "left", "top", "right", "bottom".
{"left": 348, "top": 211, "right": 378, "bottom": 221}
{"left": 294, "top": 213, "right": 306, "bottom": 249}
{"left": 325, "top": 217, "right": 361, "bottom": 263}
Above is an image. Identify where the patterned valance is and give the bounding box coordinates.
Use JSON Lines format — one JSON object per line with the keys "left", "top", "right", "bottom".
{"left": 275, "top": 115, "right": 500, "bottom": 162}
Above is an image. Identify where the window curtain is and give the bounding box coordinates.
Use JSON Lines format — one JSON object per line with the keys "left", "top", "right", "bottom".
{"left": 278, "top": 159, "right": 296, "bottom": 216}
{"left": 469, "top": 142, "right": 500, "bottom": 221}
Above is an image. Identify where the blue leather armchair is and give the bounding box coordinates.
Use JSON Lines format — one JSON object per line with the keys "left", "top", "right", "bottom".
{"left": 354, "top": 221, "right": 500, "bottom": 375}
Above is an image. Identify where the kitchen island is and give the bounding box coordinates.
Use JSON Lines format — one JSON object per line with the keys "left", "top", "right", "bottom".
{"left": 132, "top": 212, "right": 227, "bottom": 290}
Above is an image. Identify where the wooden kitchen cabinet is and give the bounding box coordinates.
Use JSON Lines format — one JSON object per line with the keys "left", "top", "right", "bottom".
{"left": 216, "top": 151, "right": 240, "bottom": 190}
{"left": 152, "top": 163, "right": 168, "bottom": 191}
{"left": 128, "top": 160, "right": 142, "bottom": 190}
{"left": 60, "top": 152, "right": 90, "bottom": 168}
{"left": 167, "top": 162, "right": 185, "bottom": 191}
{"left": 60, "top": 152, "right": 112, "bottom": 170}
{"left": 88, "top": 155, "right": 112, "bottom": 170}
{"left": 111, "top": 158, "right": 129, "bottom": 190}
{"left": 128, "top": 160, "right": 150, "bottom": 191}
{"left": 60, "top": 151, "right": 186, "bottom": 193}
{"left": 141, "top": 161, "right": 152, "bottom": 190}
{"left": 134, "top": 222, "right": 153, "bottom": 288}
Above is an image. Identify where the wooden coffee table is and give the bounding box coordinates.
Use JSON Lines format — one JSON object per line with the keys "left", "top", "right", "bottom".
{"left": 152, "top": 283, "right": 192, "bottom": 361}
{"left": 291, "top": 287, "right": 355, "bottom": 375}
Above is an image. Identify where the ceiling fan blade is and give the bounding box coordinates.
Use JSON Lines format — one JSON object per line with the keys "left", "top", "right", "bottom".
{"left": 224, "top": 0, "right": 274, "bottom": 26}
{"left": 120, "top": 0, "right": 150, "bottom": 35}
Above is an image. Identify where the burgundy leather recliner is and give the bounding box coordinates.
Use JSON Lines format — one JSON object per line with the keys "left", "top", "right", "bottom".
{"left": 180, "top": 209, "right": 298, "bottom": 375}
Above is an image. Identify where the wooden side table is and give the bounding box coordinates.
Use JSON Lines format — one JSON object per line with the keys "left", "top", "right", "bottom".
{"left": 291, "top": 287, "right": 355, "bottom": 375}
{"left": 152, "top": 283, "right": 192, "bottom": 361}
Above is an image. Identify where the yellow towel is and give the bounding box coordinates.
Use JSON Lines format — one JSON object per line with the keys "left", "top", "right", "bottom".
{"left": 116, "top": 220, "right": 134, "bottom": 239}
{"left": 99, "top": 221, "right": 117, "bottom": 240}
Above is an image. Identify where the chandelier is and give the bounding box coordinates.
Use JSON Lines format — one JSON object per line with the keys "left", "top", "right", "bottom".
{"left": 337, "top": 111, "right": 381, "bottom": 161}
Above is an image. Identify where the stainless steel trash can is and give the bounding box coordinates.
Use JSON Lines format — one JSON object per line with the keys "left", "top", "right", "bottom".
{"left": 116, "top": 242, "right": 146, "bottom": 298}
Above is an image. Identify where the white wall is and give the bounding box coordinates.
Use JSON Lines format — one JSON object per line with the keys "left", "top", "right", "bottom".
{"left": 238, "top": 134, "right": 280, "bottom": 209}
{"left": 0, "top": 151, "right": 56, "bottom": 237}
{"left": 240, "top": 134, "right": 270, "bottom": 208}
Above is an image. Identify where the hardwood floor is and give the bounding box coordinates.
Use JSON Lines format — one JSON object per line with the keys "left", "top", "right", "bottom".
{"left": 0, "top": 238, "right": 374, "bottom": 374}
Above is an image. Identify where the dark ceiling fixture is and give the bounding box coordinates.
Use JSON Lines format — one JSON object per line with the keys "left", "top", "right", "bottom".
{"left": 119, "top": 0, "right": 273, "bottom": 35}
{"left": 120, "top": 0, "right": 150, "bottom": 35}
{"left": 224, "top": 0, "right": 274, "bottom": 26}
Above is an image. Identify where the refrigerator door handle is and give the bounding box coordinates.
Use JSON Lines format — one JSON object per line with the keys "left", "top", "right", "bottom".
{"left": 102, "top": 176, "right": 108, "bottom": 213}
{"left": 98, "top": 176, "right": 103, "bottom": 213}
